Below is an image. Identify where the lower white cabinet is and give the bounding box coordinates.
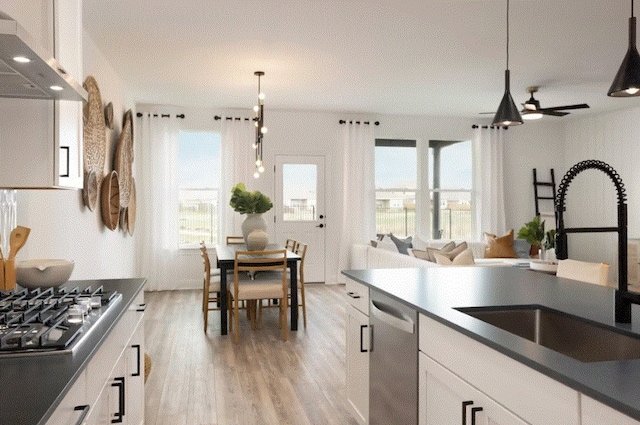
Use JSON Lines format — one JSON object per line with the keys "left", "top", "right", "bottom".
{"left": 46, "top": 290, "right": 145, "bottom": 424}
{"left": 419, "top": 352, "right": 526, "bottom": 425}
{"left": 345, "top": 279, "right": 370, "bottom": 425}
{"left": 582, "top": 395, "right": 640, "bottom": 425}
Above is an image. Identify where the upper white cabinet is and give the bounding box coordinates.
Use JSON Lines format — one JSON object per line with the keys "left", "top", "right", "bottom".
{"left": 0, "top": 0, "right": 83, "bottom": 189}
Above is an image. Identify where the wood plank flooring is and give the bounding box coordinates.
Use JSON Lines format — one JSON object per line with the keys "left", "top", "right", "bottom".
{"left": 144, "top": 284, "right": 359, "bottom": 425}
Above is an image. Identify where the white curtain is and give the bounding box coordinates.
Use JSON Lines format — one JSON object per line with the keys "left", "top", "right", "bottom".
{"left": 219, "top": 117, "right": 255, "bottom": 239}
{"left": 473, "top": 126, "right": 507, "bottom": 239}
{"left": 136, "top": 114, "right": 180, "bottom": 291}
{"left": 336, "top": 122, "right": 376, "bottom": 282}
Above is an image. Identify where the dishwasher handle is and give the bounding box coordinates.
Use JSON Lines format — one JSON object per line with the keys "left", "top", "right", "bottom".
{"left": 370, "top": 299, "right": 415, "bottom": 334}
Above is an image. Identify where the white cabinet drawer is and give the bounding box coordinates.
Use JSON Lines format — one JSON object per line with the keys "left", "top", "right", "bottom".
{"left": 582, "top": 395, "right": 640, "bottom": 425}
{"left": 419, "top": 314, "right": 580, "bottom": 425}
{"left": 345, "top": 278, "right": 369, "bottom": 315}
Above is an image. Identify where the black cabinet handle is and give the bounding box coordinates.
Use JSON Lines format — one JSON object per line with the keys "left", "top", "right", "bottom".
{"left": 471, "top": 407, "right": 483, "bottom": 425}
{"left": 462, "top": 400, "right": 473, "bottom": 425}
{"left": 346, "top": 291, "right": 361, "bottom": 299}
{"left": 359, "top": 324, "right": 369, "bottom": 352}
{"left": 111, "top": 377, "right": 126, "bottom": 423}
{"left": 60, "top": 146, "right": 70, "bottom": 178}
{"left": 132, "top": 344, "right": 141, "bottom": 377}
{"left": 73, "top": 405, "right": 90, "bottom": 425}
{"left": 136, "top": 303, "right": 146, "bottom": 312}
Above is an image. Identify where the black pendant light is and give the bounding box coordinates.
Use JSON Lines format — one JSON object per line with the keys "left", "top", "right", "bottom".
{"left": 608, "top": 0, "right": 640, "bottom": 97}
{"left": 493, "top": 0, "right": 523, "bottom": 126}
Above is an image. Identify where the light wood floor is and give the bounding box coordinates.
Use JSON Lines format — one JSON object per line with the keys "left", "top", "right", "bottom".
{"left": 143, "top": 284, "right": 359, "bottom": 425}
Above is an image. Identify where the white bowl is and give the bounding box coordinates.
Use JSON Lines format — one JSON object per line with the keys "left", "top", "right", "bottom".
{"left": 16, "top": 259, "right": 75, "bottom": 289}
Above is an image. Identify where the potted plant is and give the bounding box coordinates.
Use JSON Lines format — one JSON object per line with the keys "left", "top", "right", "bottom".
{"left": 229, "top": 182, "right": 273, "bottom": 248}
{"left": 542, "top": 229, "right": 557, "bottom": 261}
{"left": 517, "top": 215, "right": 545, "bottom": 256}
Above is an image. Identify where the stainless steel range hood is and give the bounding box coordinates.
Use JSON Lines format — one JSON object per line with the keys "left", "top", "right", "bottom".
{"left": 0, "top": 11, "right": 87, "bottom": 101}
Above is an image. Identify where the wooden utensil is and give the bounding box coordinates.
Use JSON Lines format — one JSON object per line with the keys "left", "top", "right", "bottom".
{"left": 0, "top": 236, "right": 4, "bottom": 291}
{"left": 5, "top": 226, "right": 30, "bottom": 291}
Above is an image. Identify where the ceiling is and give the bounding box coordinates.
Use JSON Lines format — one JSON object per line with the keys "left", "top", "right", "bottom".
{"left": 83, "top": 0, "right": 640, "bottom": 119}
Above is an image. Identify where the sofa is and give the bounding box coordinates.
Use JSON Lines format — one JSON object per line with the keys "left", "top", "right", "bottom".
{"left": 350, "top": 236, "right": 531, "bottom": 270}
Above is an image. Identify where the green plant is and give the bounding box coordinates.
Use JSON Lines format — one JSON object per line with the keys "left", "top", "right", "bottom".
{"left": 229, "top": 182, "right": 273, "bottom": 214}
{"left": 543, "top": 229, "right": 556, "bottom": 250}
{"left": 517, "top": 215, "right": 545, "bottom": 246}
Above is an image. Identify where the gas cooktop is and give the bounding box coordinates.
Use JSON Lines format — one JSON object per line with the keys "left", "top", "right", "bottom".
{"left": 0, "top": 285, "right": 121, "bottom": 357}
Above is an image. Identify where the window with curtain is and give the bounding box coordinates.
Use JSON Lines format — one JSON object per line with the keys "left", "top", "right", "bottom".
{"left": 178, "top": 131, "right": 221, "bottom": 248}
{"left": 375, "top": 138, "right": 474, "bottom": 240}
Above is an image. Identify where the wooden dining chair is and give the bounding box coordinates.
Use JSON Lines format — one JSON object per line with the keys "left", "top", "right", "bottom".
{"left": 292, "top": 242, "right": 308, "bottom": 327}
{"left": 228, "top": 249, "right": 288, "bottom": 344}
{"left": 285, "top": 238, "right": 297, "bottom": 251}
{"left": 226, "top": 235, "right": 245, "bottom": 245}
{"left": 200, "top": 242, "right": 221, "bottom": 332}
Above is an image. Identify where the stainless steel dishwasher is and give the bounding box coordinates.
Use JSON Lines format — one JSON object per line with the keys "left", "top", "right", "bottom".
{"left": 369, "top": 289, "right": 418, "bottom": 425}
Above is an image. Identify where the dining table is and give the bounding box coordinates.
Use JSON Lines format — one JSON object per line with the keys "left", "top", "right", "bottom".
{"left": 214, "top": 243, "right": 301, "bottom": 335}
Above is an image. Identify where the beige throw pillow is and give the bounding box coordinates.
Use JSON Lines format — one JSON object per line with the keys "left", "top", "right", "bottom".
{"left": 484, "top": 230, "right": 517, "bottom": 258}
{"left": 434, "top": 249, "right": 475, "bottom": 265}
{"left": 411, "top": 249, "right": 432, "bottom": 261}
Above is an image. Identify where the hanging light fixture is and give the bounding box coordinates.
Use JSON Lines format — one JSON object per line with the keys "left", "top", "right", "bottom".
{"left": 492, "top": 0, "right": 523, "bottom": 126}
{"left": 253, "top": 71, "right": 267, "bottom": 178}
{"left": 608, "top": 0, "right": 640, "bottom": 96}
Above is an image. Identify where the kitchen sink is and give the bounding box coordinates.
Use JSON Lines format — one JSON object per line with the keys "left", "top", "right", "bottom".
{"left": 456, "top": 305, "right": 640, "bottom": 363}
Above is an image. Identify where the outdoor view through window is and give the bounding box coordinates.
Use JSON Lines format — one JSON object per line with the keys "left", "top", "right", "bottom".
{"left": 375, "top": 140, "right": 472, "bottom": 239}
{"left": 178, "top": 131, "right": 221, "bottom": 247}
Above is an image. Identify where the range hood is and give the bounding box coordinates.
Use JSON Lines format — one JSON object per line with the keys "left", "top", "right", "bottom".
{"left": 0, "top": 11, "right": 87, "bottom": 101}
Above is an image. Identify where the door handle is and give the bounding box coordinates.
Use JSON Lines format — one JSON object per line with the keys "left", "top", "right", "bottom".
{"left": 316, "top": 223, "right": 324, "bottom": 228}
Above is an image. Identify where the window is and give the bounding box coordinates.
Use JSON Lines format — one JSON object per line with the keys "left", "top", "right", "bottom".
{"left": 375, "top": 140, "right": 417, "bottom": 238}
{"left": 177, "top": 131, "right": 221, "bottom": 247}
{"left": 375, "top": 138, "right": 473, "bottom": 240}
{"left": 428, "top": 140, "right": 473, "bottom": 240}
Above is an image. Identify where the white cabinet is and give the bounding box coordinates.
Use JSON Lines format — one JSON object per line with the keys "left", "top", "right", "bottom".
{"left": 419, "top": 352, "right": 526, "bottom": 425}
{"left": 46, "top": 290, "right": 145, "bottom": 425}
{"left": 345, "top": 278, "right": 370, "bottom": 425}
{"left": 582, "top": 395, "right": 640, "bottom": 425}
{"left": 419, "top": 314, "right": 581, "bottom": 425}
{"left": 0, "top": 0, "right": 83, "bottom": 189}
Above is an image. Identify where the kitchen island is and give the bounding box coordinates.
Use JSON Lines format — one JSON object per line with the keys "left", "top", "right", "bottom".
{"left": 342, "top": 266, "right": 640, "bottom": 424}
{"left": 0, "top": 278, "right": 146, "bottom": 425}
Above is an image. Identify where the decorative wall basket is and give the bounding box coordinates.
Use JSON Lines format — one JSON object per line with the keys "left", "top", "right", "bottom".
{"left": 114, "top": 109, "right": 134, "bottom": 234}
{"left": 101, "top": 170, "right": 120, "bottom": 231}
{"left": 82, "top": 76, "right": 107, "bottom": 211}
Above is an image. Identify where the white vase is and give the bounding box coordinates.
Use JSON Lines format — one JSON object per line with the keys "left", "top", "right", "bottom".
{"left": 241, "top": 213, "right": 267, "bottom": 245}
{"left": 246, "top": 229, "right": 269, "bottom": 251}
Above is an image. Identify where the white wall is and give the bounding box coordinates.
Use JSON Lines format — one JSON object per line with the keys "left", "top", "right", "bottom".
{"left": 17, "top": 31, "right": 137, "bottom": 281}
{"left": 561, "top": 107, "right": 640, "bottom": 282}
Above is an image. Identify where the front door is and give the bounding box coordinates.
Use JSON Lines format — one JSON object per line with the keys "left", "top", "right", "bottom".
{"left": 274, "top": 155, "right": 326, "bottom": 283}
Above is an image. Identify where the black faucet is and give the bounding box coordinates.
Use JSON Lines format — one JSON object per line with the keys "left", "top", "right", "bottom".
{"left": 555, "top": 160, "right": 639, "bottom": 323}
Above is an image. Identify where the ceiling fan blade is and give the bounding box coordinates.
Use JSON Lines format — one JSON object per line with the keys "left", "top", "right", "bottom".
{"left": 539, "top": 103, "right": 590, "bottom": 112}
{"left": 541, "top": 110, "right": 569, "bottom": 117}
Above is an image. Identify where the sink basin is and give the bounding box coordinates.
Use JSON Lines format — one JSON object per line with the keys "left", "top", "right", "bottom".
{"left": 457, "top": 305, "right": 640, "bottom": 363}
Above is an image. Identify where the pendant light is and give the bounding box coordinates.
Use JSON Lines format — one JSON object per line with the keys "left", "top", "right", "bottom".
{"left": 252, "top": 71, "right": 267, "bottom": 178}
{"left": 492, "top": 0, "right": 523, "bottom": 126}
{"left": 608, "top": 0, "right": 640, "bottom": 97}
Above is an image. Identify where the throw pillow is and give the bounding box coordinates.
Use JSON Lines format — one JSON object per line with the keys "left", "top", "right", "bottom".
{"left": 411, "top": 249, "right": 431, "bottom": 261}
{"left": 425, "top": 241, "right": 459, "bottom": 262}
{"left": 376, "top": 239, "right": 399, "bottom": 253}
{"left": 513, "top": 239, "right": 531, "bottom": 258}
{"left": 412, "top": 235, "right": 429, "bottom": 250}
{"left": 389, "top": 234, "right": 413, "bottom": 255}
{"left": 484, "top": 230, "right": 517, "bottom": 258}
{"left": 434, "top": 249, "right": 475, "bottom": 265}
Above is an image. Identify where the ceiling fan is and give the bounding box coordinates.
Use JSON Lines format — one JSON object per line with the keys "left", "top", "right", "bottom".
{"left": 481, "top": 86, "right": 590, "bottom": 119}
{"left": 519, "top": 86, "right": 589, "bottom": 119}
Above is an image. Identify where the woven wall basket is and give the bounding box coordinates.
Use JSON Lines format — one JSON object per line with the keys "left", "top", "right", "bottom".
{"left": 82, "top": 76, "right": 107, "bottom": 211}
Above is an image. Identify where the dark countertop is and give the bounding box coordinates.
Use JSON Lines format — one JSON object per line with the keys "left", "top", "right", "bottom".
{"left": 342, "top": 266, "right": 640, "bottom": 420}
{"left": 0, "top": 278, "right": 146, "bottom": 425}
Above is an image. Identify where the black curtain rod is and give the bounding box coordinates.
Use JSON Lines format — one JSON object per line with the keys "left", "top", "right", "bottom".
{"left": 339, "top": 119, "right": 380, "bottom": 126}
{"left": 136, "top": 112, "right": 185, "bottom": 119}
{"left": 472, "top": 124, "right": 508, "bottom": 130}
{"left": 214, "top": 115, "right": 252, "bottom": 121}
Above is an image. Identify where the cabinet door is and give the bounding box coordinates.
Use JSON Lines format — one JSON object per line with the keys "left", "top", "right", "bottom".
{"left": 126, "top": 318, "right": 145, "bottom": 425}
{"left": 419, "top": 353, "right": 527, "bottom": 425}
{"left": 346, "top": 303, "right": 369, "bottom": 425}
{"left": 582, "top": 395, "right": 640, "bottom": 425}
{"left": 45, "top": 371, "right": 87, "bottom": 425}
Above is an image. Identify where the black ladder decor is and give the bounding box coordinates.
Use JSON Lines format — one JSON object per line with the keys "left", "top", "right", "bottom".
{"left": 533, "top": 168, "right": 557, "bottom": 223}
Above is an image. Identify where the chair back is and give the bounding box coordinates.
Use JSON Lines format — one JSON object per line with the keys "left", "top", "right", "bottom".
{"left": 234, "top": 249, "right": 288, "bottom": 275}
{"left": 556, "top": 259, "right": 610, "bottom": 286}
{"left": 285, "top": 238, "right": 297, "bottom": 251}
{"left": 294, "top": 242, "right": 307, "bottom": 281}
{"left": 226, "top": 235, "right": 245, "bottom": 245}
{"left": 200, "top": 242, "right": 211, "bottom": 278}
